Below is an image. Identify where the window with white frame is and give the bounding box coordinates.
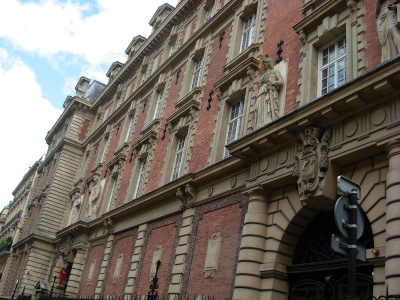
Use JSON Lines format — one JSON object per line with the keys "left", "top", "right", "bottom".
{"left": 319, "top": 36, "right": 346, "bottom": 96}
{"left": 153, "top": 91, "right": 163, "bottom": 120}
{"left": 124, "top": 116, "right": 134, "bottom": 142}
{"left": 100, "top": 139, "right": 108, "bottom": 162}
{"left": 141, "top": 71, "right": 147, "bottom": 84}
{"left": 106, "top": 177, "right": 117, "bottom": 211}
{"left": 169, "top": 42, "right": 176, "bottom": 57}
{"left": 205, "top": 4, "right": 214, "bottom": 23}
{"left": 224, "top": 99, "right": 244, "bottom": 158}
{"left": 191, "top": 58, "right": 203, "bottom": 90}
{"left": 171, "top": 135, "right": 186, "bottom": 180}
{"left": 240, "top": 14, "right": 256, "bottom": 53}
{"left": 134, "top": 159, "right": 147, "bottom": 198}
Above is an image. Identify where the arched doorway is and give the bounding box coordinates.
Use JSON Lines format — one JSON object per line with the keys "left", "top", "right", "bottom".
{"left": 288, "top": 211, "right": 374, "bottom": 300}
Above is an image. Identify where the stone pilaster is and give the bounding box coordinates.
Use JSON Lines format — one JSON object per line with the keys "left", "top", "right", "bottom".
{"left": 232, "top": 189, "right": 270, "bottom": 300}
{"left": 66, "top": 247, "right": 88, "bottom": 295}
{"left": 168, "top": 208, "right": 195, "bottom": 299}
{"left": 95, "top": 234, "right": 114, "bottom": 297}
{"left": 124, "top": 224, "right": 147, "bottom": 297}
{"left": 385, "top": 140, "right": 400, "bottom": 294}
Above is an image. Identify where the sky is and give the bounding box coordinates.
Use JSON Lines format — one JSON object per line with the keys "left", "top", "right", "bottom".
{"left": 0, "top": 0, "right": 178, "bottom": 210}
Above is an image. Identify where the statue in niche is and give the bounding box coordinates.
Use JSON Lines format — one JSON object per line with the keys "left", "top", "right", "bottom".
{"left": 376, "top": 0, "right": 400, "bottom": 61}
{"left": 67, "top": 192, "right": 82, "bottom": 225}
{"left": 87, "top": 181, "right": 101, "bottom": 218}
{"left": 254, "top": 55, "right": 284, "bottom": 129}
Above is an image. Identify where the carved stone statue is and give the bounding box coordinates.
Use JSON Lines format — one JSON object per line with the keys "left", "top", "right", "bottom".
{"left": 254, "top": 55, "right": 284, "bottom": 129}
{"left": 376, "top": 0, "right": 400, "bottom": 61}
{"left": 292, "top": 127, "right": 332, "bottom": 199}
{"left": 67, "top": 192, "right": 82, "bottom": 225}
{"left": 87, "top": 181, "right": 101, "bottom": 218}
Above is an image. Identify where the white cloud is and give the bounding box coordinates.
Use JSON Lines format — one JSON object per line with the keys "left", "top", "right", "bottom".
{"left": 0, "top": 49, "right": 62, "bottom": 208}
{"left": 0, "top": 0, "right": 179, "bottom": 66}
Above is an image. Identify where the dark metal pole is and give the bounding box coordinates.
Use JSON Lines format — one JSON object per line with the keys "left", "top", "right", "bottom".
{"left": 348, "top": 189, "right": 358, "bottom": 300}
{"left": 50, "top": 275, "right": 57, "bottom": 297}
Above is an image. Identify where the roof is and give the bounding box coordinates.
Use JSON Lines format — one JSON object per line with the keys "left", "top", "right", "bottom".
{"left": 125, "top": 35, "right": 147, "bottom": 55}
{"left": 149, "top": 3, "right": 175, "bottom": 27}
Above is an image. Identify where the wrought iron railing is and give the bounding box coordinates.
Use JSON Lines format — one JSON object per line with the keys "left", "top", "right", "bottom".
{"left": 38, "top": 295, "right": 215, "bottom": 300}
{"left": 0, "top": 210, "right": 22, "bottom": 234}
{"left": 0, "top": 241, "right": 12, "bottom": 254}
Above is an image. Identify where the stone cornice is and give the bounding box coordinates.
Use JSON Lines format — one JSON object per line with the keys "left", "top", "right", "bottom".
{"left": 227, "top": 56, "right": 400, "bottom": 161}
{"left": 12, "top": 232, "right": 54, "bottom": 250}
{"left": 39, "top": 137, "right": 84, "bottom": 170}
{"left": 12, "top": 161, "right": 41, "bottom": 196}
{"left": 293, "top": 0, "right": 349, "bottom": 34}
{"left": 45, "top": 96, "right": 93, "bottom": 143}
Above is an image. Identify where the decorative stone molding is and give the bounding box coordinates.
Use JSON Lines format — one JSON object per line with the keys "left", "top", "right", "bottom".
{"left": 87, "top": 259, "right": 96, "bottom": 286}
{"left": 292, "top": 126, "right": 335, "bottom": 206}
{"left": 176, "top": 183, "right": 197, "bottom": 209}
{"left": 204, "top": 232, "right": 221, "bottom": 278}
{"left": 113, "top": 253, "right": 124, "bottom": 284}
{"left": 150, "top": 245, "right": 163, "bottom": 280}
{"left": 132, "top": 130, "right": 158, "bottom": 159}
{"left": 107, "top": 152, "right": 127, "bottom": 178}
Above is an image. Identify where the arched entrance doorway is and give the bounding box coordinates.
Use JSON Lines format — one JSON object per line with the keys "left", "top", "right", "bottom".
{"left": 288, "top": 211, "right": 374, "bottom": 300}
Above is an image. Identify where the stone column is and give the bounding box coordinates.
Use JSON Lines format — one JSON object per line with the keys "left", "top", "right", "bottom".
{"left": 232, "top": 188, "right": 270, "bottom": 300}
{"left": 124, "top": 224, "right": 147, "bottom": 298}
{"left": 95, "top": 234, "right": 114, "bottom": 297}
{"left": 66, "top": 247, "right": 88, "bottom": 295}
{"left": 385, "top": 140, "right": 400, "bottom": 295}
{"left": 168, "top": 208, "right": 195, "bottom": 299}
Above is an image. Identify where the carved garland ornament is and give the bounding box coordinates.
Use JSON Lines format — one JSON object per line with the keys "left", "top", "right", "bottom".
{"left": 292, "top": 126, "right": 332, "bottom": 198}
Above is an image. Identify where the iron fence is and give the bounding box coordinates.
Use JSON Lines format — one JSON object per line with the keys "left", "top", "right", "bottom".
{"left": 38, "top": 294, "right": 214, "bottom": 300}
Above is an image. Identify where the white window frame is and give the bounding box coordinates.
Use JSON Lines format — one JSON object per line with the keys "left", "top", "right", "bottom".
{"left": 134, "top": 159, "right": 147, "bottom": 198}
{"left": 106, "top": 177, "right": 117, "bottom": 212}
{"left": 171, "top": 135, "right": 186, "bottom": 180}
{"left": 240, "top": 14, "right": 256, "bottom": 53}
{"left": 153, "top": 91, "right": 163, "bottom": 120}
{"left": 318, "top": 35, "right": 347, "bottom": 96}
{"left": 224, "top": 99, "right": 244, "bottom": 158}
{"left": 205, "top": 4, "right": 214, "bottom": 23}
{"left": 124, "top": 116, "right": 134, "bottom": 142}
{"left": 191, "top": 58, "right": 203, "bottom": 90}
{"left": 169, "top": 42, "right": 176, "bottom": 57}
{"left": 100, "top": 139, "right": 108, "bottom": 163}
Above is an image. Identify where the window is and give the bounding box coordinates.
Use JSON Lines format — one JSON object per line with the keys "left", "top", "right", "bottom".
{"left": 153, "top": 91, "right": 163, "bottom": 120}
{"left": 171, "top": 135, "right": 186, "bottom": 180}
{"left": 106, "top": 177, "right": 117, "bottom": 211}
{"left": 169, "top": 42, "right": 176, "bottom": 57}
{"left": 191, "top": 58, "right": 203, "bottom": 90}
{"left": 124, "top": 117, "right": 134, "bottom": 142}
{"left": 134, "top": 160, "right": 147, "bottom": 198}
{"left": 319, "top": 36, "right": 346, "bottom": 96}
{"left": 205, "top": 4, "right": 214, "bottom": 23}
{"left": 224, "top": 99, "right": 244, "bottom": 157}
{"left": 240, "top": 14, "right": 256, "bottom": 52}
{"left": 100, "top": 139, "right": 108, "bottom": 163}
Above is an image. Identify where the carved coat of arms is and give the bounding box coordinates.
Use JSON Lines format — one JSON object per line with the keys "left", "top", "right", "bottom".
{"left": 293, "top": 127, "right": 332, "bottom": 198}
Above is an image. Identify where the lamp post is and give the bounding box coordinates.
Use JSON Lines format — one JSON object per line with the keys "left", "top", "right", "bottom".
{"left": 147, "top": 260, "right": 161, "bottom": 300}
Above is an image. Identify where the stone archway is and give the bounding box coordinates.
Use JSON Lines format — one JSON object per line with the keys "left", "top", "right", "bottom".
{"left": 287, "top": 211, "right": 374, "bottom": 300}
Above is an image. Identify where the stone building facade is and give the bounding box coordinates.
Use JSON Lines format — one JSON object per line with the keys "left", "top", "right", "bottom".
{"left": 1, "top": 0, "right": 400, "bottom": 299}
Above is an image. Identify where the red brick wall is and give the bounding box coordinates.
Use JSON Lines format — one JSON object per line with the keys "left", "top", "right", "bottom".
{"left": 146, "top": 65, "right": 187, "bottom": 192}
{"left": 261, "top": 0, "right": 303, "bottom": 114}
{"left": 79, "top": 119, "right": 91, "bottom": 141}
{"left": 79, "top": 240, "right": 107, "bottom": 296}
{"left": 186, "top": 203, "right": 244, "bottom": 298}
{"left": 103, "top": 232, "right": 135, "bottom": 296}
{"left": 363, "top": 0, "right": 382, "bottom": 71}
{"left": 135, "top": 216, "right": 180, "bottom": 296}
{"left": 189, "top": 25, "right": 232, "bottom": 172}
{"left": 123, "top": 77, "right": 137, "bottom": 102}
{"left": 181, "top": 193, "right": 247, "bottom": 298}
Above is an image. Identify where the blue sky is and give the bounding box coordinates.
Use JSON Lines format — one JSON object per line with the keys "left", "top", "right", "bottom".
{"left": 0, "top": 0, "right": 178, "bottom": 209}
